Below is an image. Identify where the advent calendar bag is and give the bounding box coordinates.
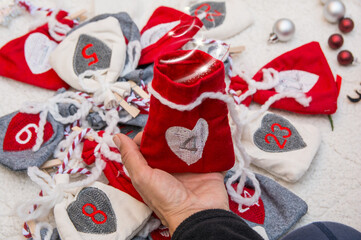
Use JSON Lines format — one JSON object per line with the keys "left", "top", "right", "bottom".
{"left": 50, "top": 14, "right": 128, "bottom": 91}
{"left": 0, "top": 10, "right": 73, "bottom": 90}
{"left": 54, "top": 179, "right": 152, "bottom": 240}
{"left": 0, "top": 111, "right": 64, "bottom": 171}
{"left": 66, "top": 12, "right": 142, "bottom": 77}
{"left": 179, "top": 0, "right": 254, "bottom": 39}
{"left": 81, "top": 132, "right": 143, "bottom": 203}
{"left": 241, "top": 112, "right": 321, "bottom": 182}
{"left": 140, "top": 49, "right": 234, "bottom": 173}
{"left": 226, "top": 172, "right": 308, "bottom": 240}
{"left": 139, "top": 7, "right": 203, "bottom": 65}
{"left": 252, "top": 42, "right": 342, "bottom": 114}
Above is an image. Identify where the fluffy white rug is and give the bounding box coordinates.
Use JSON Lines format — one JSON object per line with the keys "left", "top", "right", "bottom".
{"left": 0, "top": 0, "right": 360, "bottom": 239}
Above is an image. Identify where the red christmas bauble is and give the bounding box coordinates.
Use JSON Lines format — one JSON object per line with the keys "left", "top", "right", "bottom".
{"left": 337, "top": 50, "right": 354, "bottom": 66}
{"left": 339, "top": 17, "right": 354, "bottom": 33}
{"left": 328, "top": 34, "right": 343, "bottom": 49}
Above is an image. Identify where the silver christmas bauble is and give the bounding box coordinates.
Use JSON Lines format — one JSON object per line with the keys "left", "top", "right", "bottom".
{"left": 323, "top": 0, "right": 345, "bottom": 23}
{"left": 268, "top": 18, "right": 295, "bottom": 43}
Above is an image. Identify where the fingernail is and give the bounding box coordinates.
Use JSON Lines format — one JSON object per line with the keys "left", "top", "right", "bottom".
{"left": 113, "top": 135, "right": 121, "bottom": 148}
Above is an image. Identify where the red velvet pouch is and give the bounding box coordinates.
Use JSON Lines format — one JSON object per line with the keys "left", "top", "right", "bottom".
{"left": 140, "top": 50, "right": 235, "bottom": 173}
{"left": 0, "top": 10, "right": 73, "bottom": 90}
{"left": 252, "top": 42, "right": 342, "bottom": 114}
{"left": 139, "top": 7, "right": 203, "bottom": 65}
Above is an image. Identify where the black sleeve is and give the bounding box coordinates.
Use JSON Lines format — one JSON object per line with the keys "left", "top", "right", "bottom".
{"left": 171, "top": 209, "right": 264, "bottom": 240}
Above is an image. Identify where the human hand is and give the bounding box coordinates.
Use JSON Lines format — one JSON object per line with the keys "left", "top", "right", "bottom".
{"left": 113, "top": 133, "right": 229, "bottom": 235}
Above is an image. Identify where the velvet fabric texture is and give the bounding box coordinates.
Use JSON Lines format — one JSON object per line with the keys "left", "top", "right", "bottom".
{"left": 139, "top": 7, "right": 203, "bottom": 65}
{"left": 140, "top": 50, "right": 234, "bottom": 173}
{"left": 0, "top": 11, "right": 72, "bottom": 90}
{"left": 252, "top": 42, "right": 342, "bottom": 114}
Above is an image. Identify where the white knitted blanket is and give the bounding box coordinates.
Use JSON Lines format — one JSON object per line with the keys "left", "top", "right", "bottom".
{"left": 0, "top": 0, "right": 360, "bottom": 239}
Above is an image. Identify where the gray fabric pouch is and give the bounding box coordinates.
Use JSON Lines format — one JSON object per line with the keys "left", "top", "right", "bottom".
{"left": 0, "top": 111, "right": 64, "bottom": 171}
{"left": 225, "top": 172, "right": 308, "bottom": 240}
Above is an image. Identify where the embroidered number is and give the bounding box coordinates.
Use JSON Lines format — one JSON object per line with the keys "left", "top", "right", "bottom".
{"left": 264, "top": 123, "right": 291, "bottom": 149}
{"left": 180, "top": 136, "right": 198, "bottom": 152}
{"left": 82, "top": 43, "right": 99, "bottom": 66}
{"left": 194, "top": 3, "right": 222, "bottom": 22}
{"left": 15, "top": 123, "right": 38, "bottom": 144}
{"left": 82, "top": 203, "right": 107, "bottom": 224}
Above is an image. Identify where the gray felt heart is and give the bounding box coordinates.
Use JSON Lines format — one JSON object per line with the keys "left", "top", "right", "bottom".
{"left": 67, "top": 187, "right": 117, "bottom": 234}
{"left": 253, "top": 114, "right": 306, "bottom": 153}
{"left": 189, "top": 1, "right": 226, "bottom": 30}
{"left": 73, "top": 34, "right": 112, "bottom": 76}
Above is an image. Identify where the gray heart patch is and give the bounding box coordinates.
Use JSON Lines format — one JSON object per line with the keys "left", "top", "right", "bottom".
{"left": 73, "top": 34, "right": 112, "bottom": 76}
{"left": 165, "top": 118, "right": 209, "bottom": 166}
{"left": 253, "top": 114, "right": 306, "bottom": 153}
{"left": 190, "top": 1, "right": 226, "bottom": 30}
{"left": 67, "top": 187, "right": 117, "bottom": 234}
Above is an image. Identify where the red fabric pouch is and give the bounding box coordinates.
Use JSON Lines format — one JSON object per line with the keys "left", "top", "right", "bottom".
{"left": 139, "top": 7, "right": 203, "bottom": 66}
{"left": 82, "top": 131, "right": 143, "bottom": 203}
{"left": 140, "top": 50, "right": 234, "bottom": 173}
{"left": 252, "top": 42, "right": 342, "bottom": 114}
{"left": 0, "top": 10, "right": 73, "bottom": 90}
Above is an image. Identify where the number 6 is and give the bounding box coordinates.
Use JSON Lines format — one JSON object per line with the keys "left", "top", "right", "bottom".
{"left": 15, "top": 124, "right": 38, "bottom": 144}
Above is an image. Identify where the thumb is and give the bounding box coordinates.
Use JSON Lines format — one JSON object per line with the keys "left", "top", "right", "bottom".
{"left": 113, "top": 133, "right": 151, "bottom": 181}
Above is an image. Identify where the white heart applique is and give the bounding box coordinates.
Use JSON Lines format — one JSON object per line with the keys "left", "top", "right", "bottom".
{"left": 165, "top": 118, "right": 209, "bottom": 166}
{"left": 275, "top": 70, "right": 319, "bottom": 93}
{"left": 24, "top": 33, "right": 58, "bottom": 74}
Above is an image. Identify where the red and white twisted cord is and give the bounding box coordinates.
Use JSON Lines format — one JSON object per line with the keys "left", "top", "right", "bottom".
{"left": 78, "top": 86, "right": 150, "bottom": 113}
{"left": 227, "top": 55, "right": 235, "bottom": 77}
{"left": 57, "top": 128, "right": 91, "bottom": 174}
{"left": 125, "top": 92, "right": 150, "bottom": 112}
{"left": 22, "top": 191, "right": 43, "bottom": 239}
{"left": 22, "top": 222, "right": 32, "bottom": 239}
{"left": 76, "top": 92, "right": 106, "bottom": 110}
{"left": 140, "top": 80, "right": 147, "bottom": 91}
{"left": 15, "top": 0, "right": 52, "bottom": 14}
{"left": 64, "top": 120, "right": 81, "bottom": 137}
{"left": 63, "top": 167, "right": 91, "bottom": 175}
